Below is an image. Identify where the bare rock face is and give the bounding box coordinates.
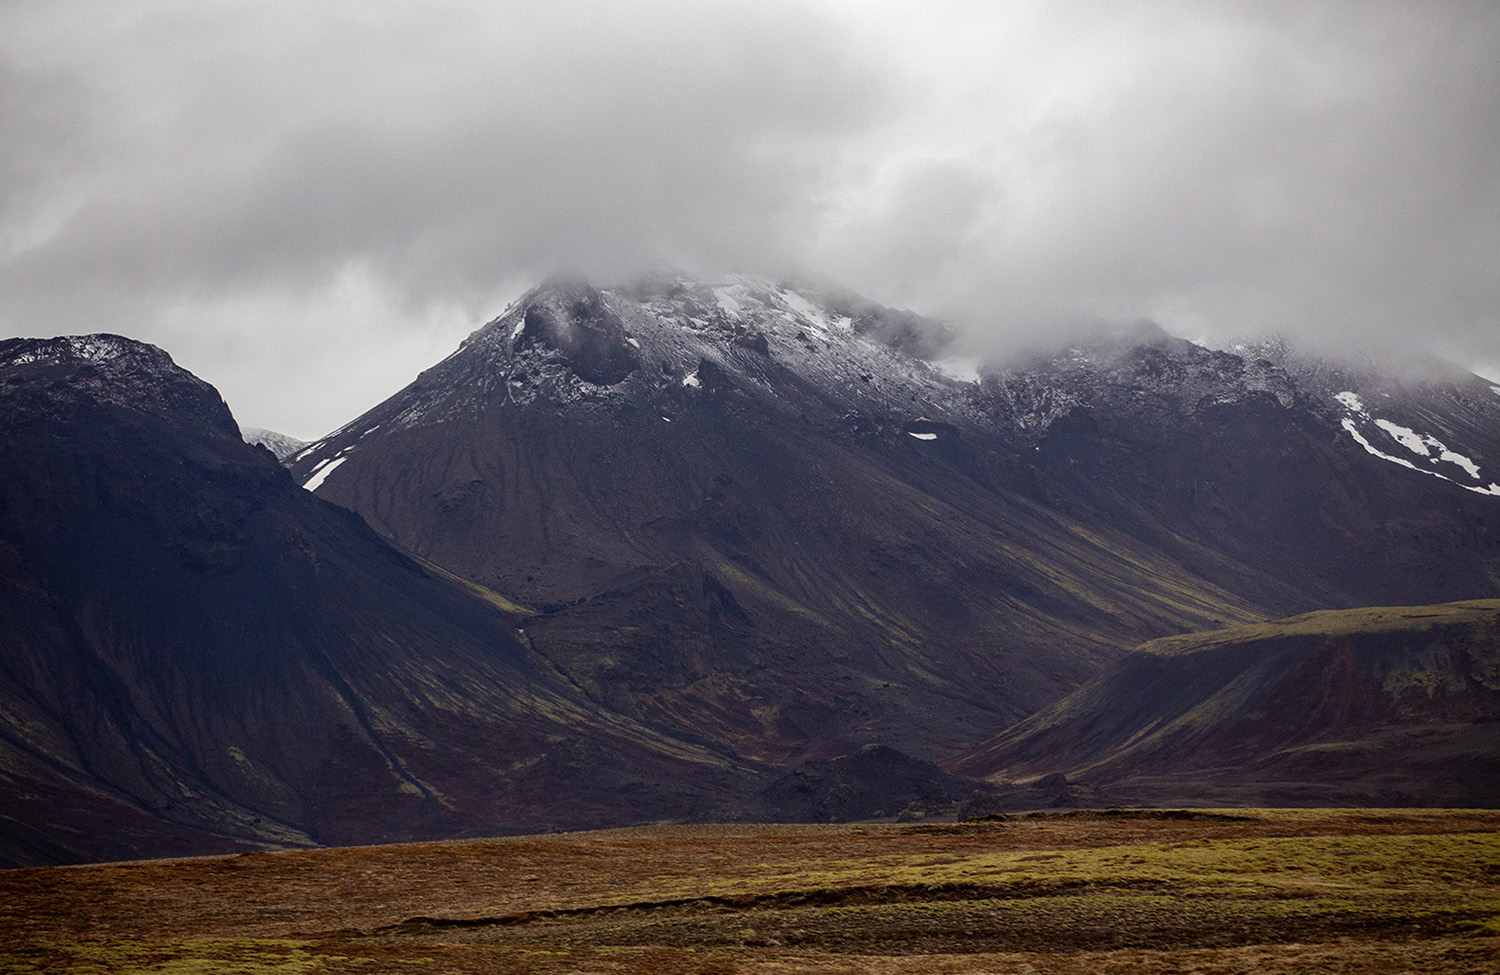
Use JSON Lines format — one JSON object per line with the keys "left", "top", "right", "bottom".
{"left": 517, "top": 284, "right": 641, "bottom": 386}
{"left": 0, "top": 334, "right": 241, "bottom": 435}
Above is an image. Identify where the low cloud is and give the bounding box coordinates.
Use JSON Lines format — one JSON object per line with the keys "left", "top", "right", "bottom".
{"left": 3, "top": 1, "right": 1497, "bottom": 435}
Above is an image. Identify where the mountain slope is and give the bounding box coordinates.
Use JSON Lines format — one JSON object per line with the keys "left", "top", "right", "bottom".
{"left": 982, "top": 328, "right": 1500, "bottom": 612}
{"left": 288, "top": 276, "right": 1281, "bottom": 764}
{"left": 242, "top": 426, "right": 307, "bottom": 460}
{"left": 949, "top": 600, "right": 1500, "bottom": 807}
{"left": 0, "top": 335, "right": 743, "bottom": 866}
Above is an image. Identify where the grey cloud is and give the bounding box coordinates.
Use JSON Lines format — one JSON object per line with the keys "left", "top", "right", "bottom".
{"left": 6, "top": 1, "right": 881, "bottom": 302}
{"left": 815, "top": 2, "right": 1500, "bottom": 367}
{"left": 2, "top": 1, "right": 1497, "bottom": 435}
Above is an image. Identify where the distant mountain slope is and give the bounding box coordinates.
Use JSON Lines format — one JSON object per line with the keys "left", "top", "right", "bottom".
{"left": 242, "top": 426, "right": 307, "bottom": 460}
{"left": 288, "top": 273, "right": 1500, "bottom": 770}
{"left": 985, "top": 328, "right": 1500, "bottom": 612}
{"left": 0, "top": 335, "right": 743, "bottom": 866}
{"left": 949, "top": 600, "right": 1500, "bottom": 807}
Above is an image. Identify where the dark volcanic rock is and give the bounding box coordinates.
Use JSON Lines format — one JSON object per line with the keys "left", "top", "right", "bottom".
{"left": 0, "top": 335, "right": 743, "bottom": 866}
{"left": 517, "top": 284, "right": 640, "bottom": 385}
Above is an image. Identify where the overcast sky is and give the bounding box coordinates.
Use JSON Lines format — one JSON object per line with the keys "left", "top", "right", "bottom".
{"left": 3, "top": 1, "right": 1497, "bottom": 438}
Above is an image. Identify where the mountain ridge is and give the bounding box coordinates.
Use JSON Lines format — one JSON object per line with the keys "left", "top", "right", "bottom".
{"left": 949, "top": 599, "right": 1500, "bottom": 807}
{"left": 285, "top": 272, "right": 1500, "bottom": 771}
{"left": 0, "top": 333, "right": 751, "bottom": 866}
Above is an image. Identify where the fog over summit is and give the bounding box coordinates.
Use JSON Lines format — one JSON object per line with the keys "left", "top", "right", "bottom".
{"left": 2, "top": 1, "right": 1497, "bottom": 436}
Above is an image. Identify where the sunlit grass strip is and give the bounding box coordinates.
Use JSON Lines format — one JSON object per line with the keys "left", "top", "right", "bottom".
{"left": 565, "top": 832, "right": 1500, "bottom": 910}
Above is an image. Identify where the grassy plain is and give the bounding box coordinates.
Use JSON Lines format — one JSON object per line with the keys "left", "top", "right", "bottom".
{"left": 2, "top": 809, "right": 1496, "bottom": 974}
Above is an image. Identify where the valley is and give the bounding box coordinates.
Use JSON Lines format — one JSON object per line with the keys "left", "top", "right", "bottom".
{"left": 2, "top": 809, "right": 1496, "bottom": 973}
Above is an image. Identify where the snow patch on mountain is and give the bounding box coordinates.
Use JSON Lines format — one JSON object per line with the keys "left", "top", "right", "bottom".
{"left": 777, "top": 288, "right": 853, "bottom": 336}
{"left": 303, "top": 455, "right": 347, "bottom": 492}
{"left": 1336, "top": 397, "right": 1499, "bottom": 496}
{"left": 1372, "top": 419, "right": 1483, "bottom": 479}
{"left": 1335, "top": 391, "right": 1367, "bottom": 415}
{"left": 712, "top": 287, "right": 742, "bottom": 315}
{"left": 243, "top": 427, "right": 308, "bottom": 461}
{"left": 4, "top": 335, "right": 136, "bottom": 366}
{"left": 1375, "top": 419, "right": 1433, "bottom": 457}
{"left": 1438, "top": 446, "right": 1484, "bottom": 480}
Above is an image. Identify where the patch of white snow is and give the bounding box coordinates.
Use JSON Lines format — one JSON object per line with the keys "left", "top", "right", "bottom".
{"left": 682, "top": 372, "right": 701, "bottom": 388}
{"left": 302, "top": 456, "right": 347, "bottom": 492}
{"left": 626, "top": 337, "right": 641, "bottom": 349}
{"left": 1374, "top": 419, "right": 1432, "bottom": 457}
{"left": 778, "top": 288, "right": 849, "bottom": 334}
{"left": 778, "top": 288, "right": 820, "bottom": 321}
{"left": 908, "top": 432, "right": 938, "bottom": 441}
{"left": 712, "top": 288, "right": 742, "bottom": 316}
{"left": 290, "top": 441, "right": 324, "bottom": 463}
{"left": 1334, "top": 392, "right": 1367, "bottom": 415}
{"left": 1370, "top": 419, "right": 1484, "bottom": 480}
{"left": 1342, "top": 419, "right": 1500, "bottom": 496}
{"left": 67, "top": 336, "right": 124, "bottom": 362}
{"left": 1344, "top": 419, "right": 1417, "bottom": 469}
{"left": 1436, "top": 446, "right": 1483, "bottom": 480}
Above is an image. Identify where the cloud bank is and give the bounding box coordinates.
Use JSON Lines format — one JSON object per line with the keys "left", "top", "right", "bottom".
{"left": 3, "top": 1, "right": 1497, "bottom": 435}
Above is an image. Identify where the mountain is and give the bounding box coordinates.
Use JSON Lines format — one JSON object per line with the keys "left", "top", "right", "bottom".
{"left": 949, "top": 600, "right": 1500, "bottom": 807}
{"left": 9, "top": 275, "right": 1500, "bottom": 864}
{"left": 284, "top": 276, "right": 1268, "bottom": 766}
{"left": 287, "top": 272, "right": 1500, "bottom": 774}
{"left": 0, "top": 334, "right": 746, "bottom": 866}
{"left": 242, "top": 426, "right": 307, "bottom": 460}
{"left": 991, "top": 329, "right": 1500, "bottom": 611}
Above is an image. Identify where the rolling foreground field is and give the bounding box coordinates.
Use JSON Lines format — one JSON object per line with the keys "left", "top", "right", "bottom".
{"left": 2, "top": 810, "right": 1497, "bottom": 974}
